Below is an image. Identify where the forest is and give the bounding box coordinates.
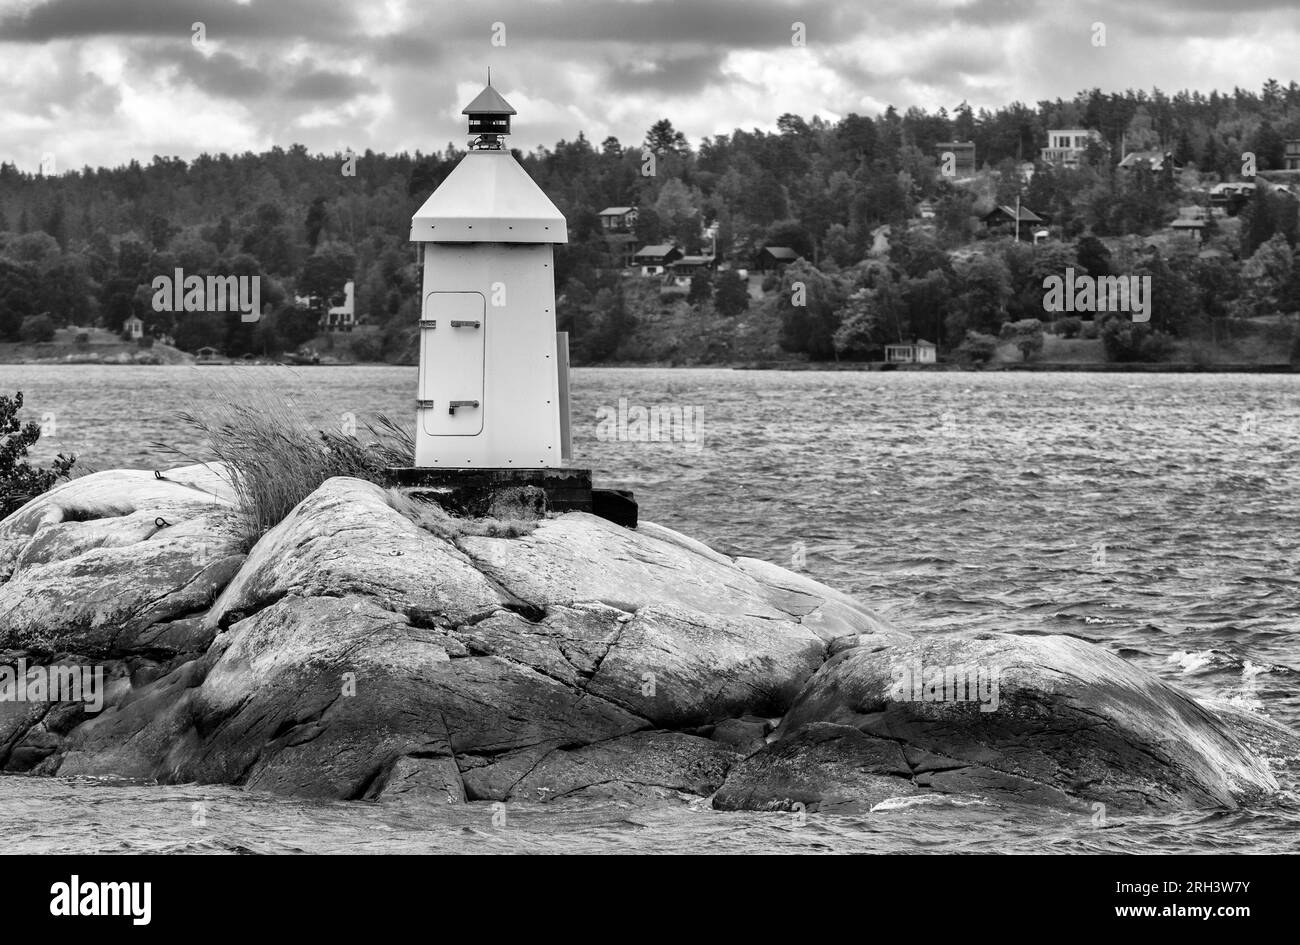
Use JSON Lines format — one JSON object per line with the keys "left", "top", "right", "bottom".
{"left": 2, "top": 81, "right": 1300, "bottom": 365}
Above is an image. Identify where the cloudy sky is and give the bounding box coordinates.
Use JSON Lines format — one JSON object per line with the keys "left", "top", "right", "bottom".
{"left": 1, "top": 0, "right": 1297, "bottom": 172}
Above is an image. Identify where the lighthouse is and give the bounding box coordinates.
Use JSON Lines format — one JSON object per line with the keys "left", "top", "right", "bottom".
{"left": 389, "top": 79, "right": 632, "bottom": 523}
{"left": 408, "top": 80, "right": 567, "bottom": 468}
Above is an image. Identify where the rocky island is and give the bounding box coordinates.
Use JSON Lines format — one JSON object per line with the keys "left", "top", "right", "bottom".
{"left": 0, "top": 465, "right": 1295, "bottom": 815}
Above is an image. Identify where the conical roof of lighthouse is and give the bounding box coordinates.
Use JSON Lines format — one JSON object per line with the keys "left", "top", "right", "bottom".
{"left": 410, "top": 82, "right": 566, "bottom": 244}
{"left": 461, "top": 84, "right": 516, "bottom": 115}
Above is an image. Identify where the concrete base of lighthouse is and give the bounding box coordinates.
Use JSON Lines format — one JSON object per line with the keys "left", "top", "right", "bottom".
{"left": 384, "top": 467, "right": 637, "bottom": 527}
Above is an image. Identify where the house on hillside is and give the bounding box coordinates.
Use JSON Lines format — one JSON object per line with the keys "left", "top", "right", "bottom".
{"left": 1286, "top": 140, "right": 1300, "bottom": 171}
{"left": 632, "top": 244, "right": 683, "bottom": 276}
{"left": 123, "top": 315, "right": 144, "bottom": 341}
{"left": 753, "top": 245, "right": 802, "bottom": 272}
{"left": 1210, "top": 181, "right": 1256, "bottom": 208}
{"left": 599, "top": 207, "right": 640, "bottom": 267}
{"left": 598, "top": 206, "right": 638, "bottom": 232}
{"left": 934, "top": 141, "right": 976, "bottom": 177}
{"left": 1119, "top": 149, "right": 1174, "bottom": 173}
{"left": 1169, "top": 207, "right": 1211, "bottom": 242}
{"left": 666, "top": 255, "right": 718, "bottom": 289}
{"left": 982, "top": 204, "right": 1044, "bottom": 238}
{"left": 1041, "top": 129, "right": 1104, "bottom": 168}
{"left": 885, "top": 340, "right": 937, "bottom": 364}
{"left": 321, "top": 280, "right": 355, "bottom": 332}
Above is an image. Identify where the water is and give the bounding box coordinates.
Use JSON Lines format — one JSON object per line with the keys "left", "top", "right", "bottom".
{"left": 2, "top": 365, "right": 1298, "bottom": 853}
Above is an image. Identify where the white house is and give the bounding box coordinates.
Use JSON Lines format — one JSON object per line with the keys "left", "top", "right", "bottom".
{"left": 123, "top": 314, "right": 144, "bottom": 341}
{"left": 1041, "top": 129, "right": 1103, "bottom": 168}
{"left": 322, "top": 280, "right": 355, "bottom": 332}
{"left": 885, "top": 340, "right": 937, "bottom": 364}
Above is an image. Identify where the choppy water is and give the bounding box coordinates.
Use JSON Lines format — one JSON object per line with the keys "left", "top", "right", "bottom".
{"left": 2, "top": 365, "right": 1299, "bottom": 853}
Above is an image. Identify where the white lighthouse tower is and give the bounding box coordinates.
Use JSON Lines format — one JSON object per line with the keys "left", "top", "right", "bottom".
{"left": 409, "top": 81, "right": 568, "bottom": 467}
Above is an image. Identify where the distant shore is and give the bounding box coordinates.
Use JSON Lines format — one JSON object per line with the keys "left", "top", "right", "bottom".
{"left": 733, "top": 361, "right": 1299, "bottom": 373}
{"left": 8, "top": 352, "right": 1296, "bottom": 374}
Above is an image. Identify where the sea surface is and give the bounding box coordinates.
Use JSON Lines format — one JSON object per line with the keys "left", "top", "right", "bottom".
{"left": 2, "top": 364, "right": 1299, "bottom": 854}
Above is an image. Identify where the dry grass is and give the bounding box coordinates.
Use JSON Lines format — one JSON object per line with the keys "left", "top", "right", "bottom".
{"left": 152, "top": 374, "right": 414, "bottom": 549}
{"left": 384, "top": 488, "right": 537, "bottom": 540}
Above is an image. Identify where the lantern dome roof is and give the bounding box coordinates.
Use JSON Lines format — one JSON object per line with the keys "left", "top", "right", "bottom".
{"left": 461, "top": 84, "right": 516, "bottom": 115}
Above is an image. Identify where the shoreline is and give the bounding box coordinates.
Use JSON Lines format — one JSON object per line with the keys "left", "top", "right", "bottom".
{"left": 3, "top": 354, "right": 1296, "bottom": 373}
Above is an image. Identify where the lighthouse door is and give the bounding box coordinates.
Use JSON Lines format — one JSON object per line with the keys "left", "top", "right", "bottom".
{"left": 418, "top": 291, "right": 486, "bottom": 436}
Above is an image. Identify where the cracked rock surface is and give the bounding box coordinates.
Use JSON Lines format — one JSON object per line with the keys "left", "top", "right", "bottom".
{"left": 0, "top": 470, "right": 1293, "bottom": 813}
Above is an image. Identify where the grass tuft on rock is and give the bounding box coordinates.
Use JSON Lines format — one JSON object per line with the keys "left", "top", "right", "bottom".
{"left": 153, "top": 374, "right": 414, "bottom": 549}
{"left": 385, "top": 488, "right": 537, "bottom": 540}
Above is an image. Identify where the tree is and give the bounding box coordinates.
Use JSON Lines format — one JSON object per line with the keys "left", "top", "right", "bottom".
{"left": 19, "top": 314, "right": 55, "bottom": 343}
{"left": 763, "top": 219, "right": 815, "bottom": 260}
{"left": 305, "top": 197, "right": 328, "bottom": 251}
{"left": 822, "top": 223, "right": 854, "bottom": 268}
{"left": 776, "top": 261, "right": 846, "bottom": 360}
{"left": 645, "top": 119, "right": 688, "bottom": 156}
{"left": 1240, "top": 233, "right": 1293, "bottom": 315}
{"left": 1000, "top": 318, "right": 1045, "bottom": 360}
{"left": 0, "top": 258, "right": 40, "bottom": 341}
{"left": 300, "top": 246, "right": 356, "bottom": 308}
{"left": 1075, "top": 235, "right": 1112, "bottom": 276}
{"left": 654, "top": 179, "right": 700, "bottom": 249}
{"left": 713, "top": 270, "right": 750, "bottom": 317}
{"left": 833, "top": 285, "right": 895, "bottom": 359}
{"left": 954, "top": 330, "right": 999, "bottom": 366}
{"left": 1101, "top": 317, "right": 1174, "bottom": 362}
{"left": 633, "top": 206, "right": 664, "bottom": 246}
{"left": 947, "top": 254, "right": 1012, "bottom": 337}
{"left": 1, "top": 391, "right": 76, "bottom": 517}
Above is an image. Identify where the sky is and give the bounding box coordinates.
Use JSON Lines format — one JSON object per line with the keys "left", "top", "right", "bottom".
{"left": 1, "top": 0, "right": 1298, "bottom": 172}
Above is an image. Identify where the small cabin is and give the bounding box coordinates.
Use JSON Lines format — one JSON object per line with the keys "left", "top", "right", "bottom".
{"left": 884, "top": 340, "right": 937, "bottom": 364}
{"left": 982, "top": 205, "right": 1044, "bottom": 239}
{"left": 195, "top": 346, "right": 220, "bottom": 360}
{"left": 632, "top": 244, "right": 683, "bottom": 276}
{"left": 753, "top": 245, "right": 802, "bottom": 272}
{"left": 1169, "top": 217, "right": 1207, "bottom": 241}
{"left": 666, "top": 255, "right": 718, "bottom": 288}
{"left": 123, "top": 315, "right": 144, "bottom": 341}
{"left": 1210, "top": 182, "right": 1256, "bottom": 207}
{"left": 598, "top": 206, "right": 638, "bottom": 232}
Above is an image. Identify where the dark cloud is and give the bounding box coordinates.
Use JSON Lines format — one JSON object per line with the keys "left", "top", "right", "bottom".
{"left": 284, "top": 65, "right": 377, "bottom": 101}
{"left": 368, "top": 33, "right": 445, "bottom": 67}
{"left": 400, "top": 0, "right": 858, "bottom": 47}
{"left": 166, "top": 48, "right": 273, "bottom": 99}
{"left": 0, "top": 0, "right": 360, "bottom": 43}
{"left": 132, "top": 46, "right": 374, "bottom": 103}
{"left": 603, "top": 49, "right": 725, "bottom": 95}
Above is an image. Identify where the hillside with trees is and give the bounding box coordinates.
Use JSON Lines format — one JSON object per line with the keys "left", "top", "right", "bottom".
{"left": 3, "top": 81, "right": 1300, "bottom": 365}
